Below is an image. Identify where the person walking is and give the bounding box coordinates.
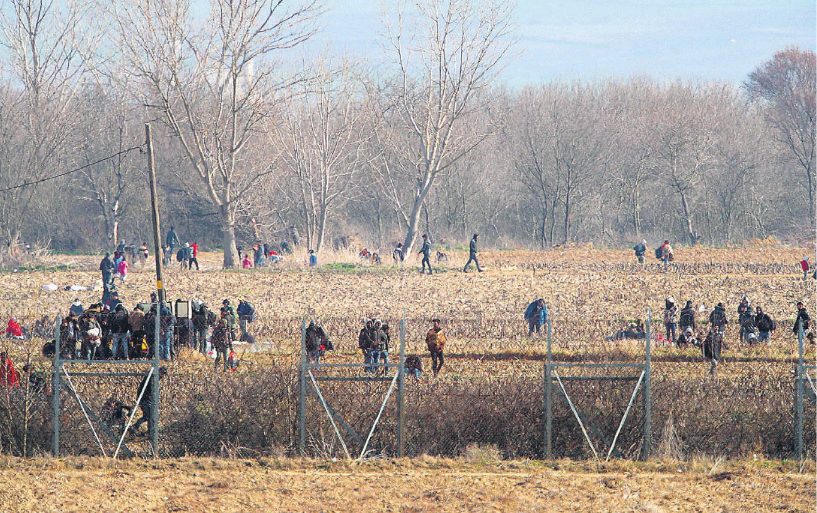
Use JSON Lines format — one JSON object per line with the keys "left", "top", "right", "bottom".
{"left": 165, "top": 226, "right": 180, "bottom": 255}
{"left": 117, "top": 255, "right": 129, "bottom": 284}
{"left": 755, "top": 306, "right": 775, "bottom": 342}
{"left": 663, "top": 297, "right": 678, "bottom": 343}
{"left": 425, "top": 318, "right": 447, "bottom": 376}
{"left": 658, "top": 240, "right": 673, "bottom": 271}
{"left": 702, "top": 326, "right": 723, "bottom": 376}
{"left": 709, "top": 303, "right": 728, "bottom": 334}
{"left": 800, "top": 257, "right": 810, "bottom": 281}
{"left": 99, "top": 253, "right": 115, "bottom": 290}
{"left": 524, "top": 298, "right": 548, "bottom": 337}
{"left": 211, "top": 308, "right": 233, "bottom": 371}
{"left": 463, "top": 233, "right": 483, "bottom": 273}
{"left": 794, "top": 301, "right": 811, "bottom": 337}
{"left": 633, "top": 239, "right": 647, "bottom": 265}
{"left": 679, "top": 300, "right": 696, "bottom": 333}
{"left": 418, "top": 234, "right": 433, "bottom": 274}
{"left": 190, "top": 242, "right": 200, "bottom": 270}
{"left": 139, "top": 242, "right": 149, "bottom": 266}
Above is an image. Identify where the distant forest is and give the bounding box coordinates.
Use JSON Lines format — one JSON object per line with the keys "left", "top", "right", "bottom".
{"left": 0, "top": 1, "right": 813, "bottom": 266}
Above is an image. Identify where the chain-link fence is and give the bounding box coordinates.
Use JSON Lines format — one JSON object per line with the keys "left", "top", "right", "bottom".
{"left": 0, "top": 309, "right": 813, "bottom": 461}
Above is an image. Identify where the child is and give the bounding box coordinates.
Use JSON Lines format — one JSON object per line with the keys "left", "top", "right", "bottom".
{"left": 118, "top": 256, "right": 129, "bottom": 283}
{"left": 242, "top": 253, "right": 253, "bottom": 269}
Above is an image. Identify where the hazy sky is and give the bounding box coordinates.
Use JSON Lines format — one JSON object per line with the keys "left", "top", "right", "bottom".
{"left": 303, "top": 0, "right": 816, "bottom": 86}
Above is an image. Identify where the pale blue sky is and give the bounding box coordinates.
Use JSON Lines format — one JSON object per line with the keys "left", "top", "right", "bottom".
{"left": 302, "top": 0, "right": 815, "bottom": 86}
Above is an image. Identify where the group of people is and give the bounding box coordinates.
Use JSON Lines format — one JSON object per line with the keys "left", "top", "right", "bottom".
{"left": 660, "top": 296, "right": 812, "bottom": 374}
{"left": 357, "top": 319, "right": 392, "bottom": 373}
{"left": 632, "top": 239, "right": 674, "bottom": 269}
{"left": 239, "top": 241, "right": 285, "bottom": 269}
{"left": 160, "top": 227, "right": 200, "bottom": 271}
{"left": 48, "top": 292, "right": 257, "bottom": 370}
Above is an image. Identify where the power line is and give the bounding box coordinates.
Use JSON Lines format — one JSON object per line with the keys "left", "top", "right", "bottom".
{"left": 0, "top": 144, "right": 145, "bottom": 193}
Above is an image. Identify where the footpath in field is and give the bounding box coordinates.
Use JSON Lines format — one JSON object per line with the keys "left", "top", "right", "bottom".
{"left": 0, "top": 457, "right": 812, "bottom": 512}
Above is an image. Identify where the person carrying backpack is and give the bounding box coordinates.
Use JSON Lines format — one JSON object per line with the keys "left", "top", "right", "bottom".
{"left": 709, "top": 303, "right": 728, "bottom": 334}
{"left": 425, "top": 318, "right": 447, "bottom": 376}
{"left": 663, "top": 297, "right": 678, "bottom": 343}
{"left": 358, "top": 319, "right": 374, "bottom": 371}
{"left": 679, "top": 301, "right": 696, "bottom": 333}
{"left": 755, "top": 306, "right": 775, "bottom": 342}
{"left": 800, "top": 257, "right": 810, "bottom": 281}
{"left": 524, "top": 298, "right": 548, "bottom": 337}
{"left": 633, "top": 240, "right": 647, "bottom": 265}
{"left": 305, "top": 321, "right": 333, "bottom": 364}
{"left": 237, "top": 299, "right": 256, "bottom": 342}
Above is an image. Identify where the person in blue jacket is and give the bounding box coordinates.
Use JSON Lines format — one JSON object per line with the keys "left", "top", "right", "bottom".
{"left": 524, "top": 298, "right": 548, "bottom": 337}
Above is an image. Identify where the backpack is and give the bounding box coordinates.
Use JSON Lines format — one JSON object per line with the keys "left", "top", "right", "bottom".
{"left": 679, "top": 309, "right": 694, "bottom": 327}
{"left": 237, "top": 301, "right": 256, "bottom": 321}
{"left": 176, "top": 249, "right": 184, "bottom": 262}
{"left": 654, "top": 247, "right": 662, "bottom": 260}
{"left": 524, "top": 302, "right": 537, "bottom": 321}
{"left": 711, "top": 308, "right": 726, "bottom": 327}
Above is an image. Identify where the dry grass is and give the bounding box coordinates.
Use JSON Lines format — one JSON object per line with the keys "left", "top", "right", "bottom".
{"left": 0, "top": 456, "right": 811, "bottom": 512}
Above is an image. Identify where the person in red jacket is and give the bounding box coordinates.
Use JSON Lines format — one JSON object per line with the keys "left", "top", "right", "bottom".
{"left": 800, "top": 257, "right": 810, "bottom": 281}
{"left": 5, "top": 318, "right": 22, "bottom": 339}
{"left": 190, "top": 242, "right": 200, "bottom": 270}
{"left": 0, "top": 352, "right": 20, "bottom": 387}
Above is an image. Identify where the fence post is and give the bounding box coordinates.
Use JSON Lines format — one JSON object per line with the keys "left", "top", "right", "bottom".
{"left": 795, "top": 324, "right": 804, "bottom": 461}
{"left": 640, "top": 308, "right": 652, "bottom": 461}
{"left": 298, "top": 317, "right": 307, "bottom": 455}
{"left": 51, "top": 317, "right": 61, "bottom": 457}
{"left": 396, "top": 315, "right": 406, "bottom": 457}
{"left": 544, "top": 314, "right": 553, "bottom": 459}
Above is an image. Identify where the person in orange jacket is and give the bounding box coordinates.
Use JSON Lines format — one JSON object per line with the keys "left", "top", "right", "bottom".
{"left": 425, "top": 318, "right": 447, "bottom": 376}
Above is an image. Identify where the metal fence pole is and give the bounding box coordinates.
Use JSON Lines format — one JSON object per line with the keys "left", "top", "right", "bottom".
{"left": 298, "top": 317, "right": 307, "bottom": 455}
{"left": 396, "top": 315, "right": 406, "bottom": 457}
{"left": 146, "top": 123, "right": 164, "bottom": 458}
{"left": 795, "top": 324, "right": 805, "bottom": 461}
{"left": 544, "top": 313, "right": 553, "bottom": 459}
{"left": 640, "top": 308, "right": 652, "bottom": 461}
{"left": 51, "top": 316, "right": 61, "bottom": 457}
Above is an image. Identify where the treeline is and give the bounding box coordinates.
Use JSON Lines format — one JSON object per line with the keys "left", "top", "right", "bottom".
{"left": 0, "top": 1, "right": 813, "bottom": 264}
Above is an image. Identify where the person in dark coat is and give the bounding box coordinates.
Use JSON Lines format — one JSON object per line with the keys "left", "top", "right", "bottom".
{"left": 702, "top": 326, "right": 723, "bottom": 376}
{"left": 755, "top": 306, "right": 775, "bottom": 342}
{"left": 679, "top": 301, "right": 696, "bottom": 333}
{"left": 462, "top": 233, "right": 482, "bottom": 273}
{"left": 709, "top": 303, "right": 727, "bottom": 334}
{"left": 99, "top": 253, "right": 115, "bottom": 290}
{"left": 794, "top": 301, "right": 811, "bottom": 337}
{"left": 418, "top": 234, "right": 433, "bottom": 274}
{"left": 132, "top": 367, "right": 167, "bottom": 432}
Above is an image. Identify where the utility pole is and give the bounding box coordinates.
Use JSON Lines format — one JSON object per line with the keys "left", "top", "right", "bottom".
{"left": 145, "top": 123, "right": 163, "bottom": 456}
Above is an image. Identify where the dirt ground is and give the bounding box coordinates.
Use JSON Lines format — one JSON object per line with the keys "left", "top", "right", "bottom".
{"left": 0, "top": 457, "right": 812, "bottom": 513}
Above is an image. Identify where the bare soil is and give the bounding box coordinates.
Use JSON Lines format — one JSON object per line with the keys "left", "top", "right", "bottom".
{"left": 0, "top": 457, "right": 812, "bottom": 512}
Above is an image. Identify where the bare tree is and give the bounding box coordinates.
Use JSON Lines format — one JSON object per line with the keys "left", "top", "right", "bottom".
{"left": 0, "top": 0, "right": 95, "bottom": 253}
{"left": 275, "top": 63, "right": 371, "bottom": 252}
{"left": 380, "top": 0, "right": 514, "bottom": 253}
{"left": 745, "top": 47, "right": 816, "bottom": 224}
{"left": 112, "top": 0, "right": 320, "bottom": 267}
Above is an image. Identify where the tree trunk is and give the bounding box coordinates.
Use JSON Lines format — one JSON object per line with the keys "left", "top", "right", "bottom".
{"left": 316, "top": 205, "right": 328, "bottom": 253}
{"left": 678, "top": 189, "right": 695, "bottom": 245}
{"left": 220, "top": 206, "right": 238, "bottom": 268}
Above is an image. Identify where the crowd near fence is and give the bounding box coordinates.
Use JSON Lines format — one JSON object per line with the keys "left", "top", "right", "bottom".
{"left": 0, "top": 306, "right": 813, "bottom": 461}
